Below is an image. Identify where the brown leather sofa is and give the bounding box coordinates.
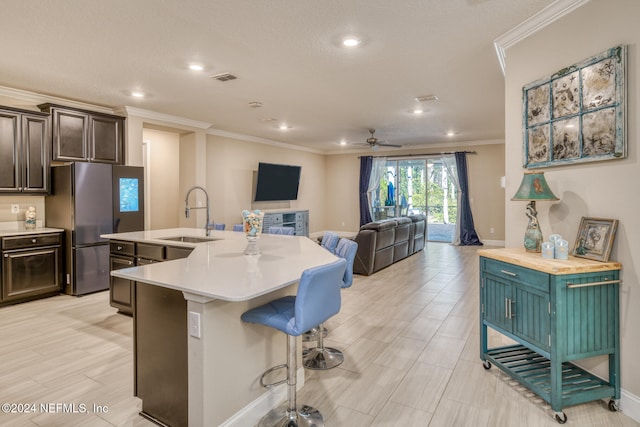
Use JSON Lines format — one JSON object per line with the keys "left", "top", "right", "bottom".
{"left": 353, "top": 214, "right": 427, "bottom": 276}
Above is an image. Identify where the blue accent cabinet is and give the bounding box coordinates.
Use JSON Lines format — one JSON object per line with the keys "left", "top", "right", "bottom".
{"left": 479, "top": 248, "right": 621, "bottom": 423}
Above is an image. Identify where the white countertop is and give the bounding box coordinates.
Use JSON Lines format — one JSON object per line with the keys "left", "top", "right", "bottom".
{"left": 0, "top": 226, "right": 65, "bottom": 237}
{"left": 103, "top": 228, "right": 338, "bottom": 302}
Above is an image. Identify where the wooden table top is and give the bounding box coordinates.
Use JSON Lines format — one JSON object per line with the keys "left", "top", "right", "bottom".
{"left": 478, "top": 247, "right": 621, "bottom": 275}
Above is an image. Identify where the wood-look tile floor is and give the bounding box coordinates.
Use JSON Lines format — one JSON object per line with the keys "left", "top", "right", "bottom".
{"left": 0, "top": 243, "right": 637, "bottom": 426}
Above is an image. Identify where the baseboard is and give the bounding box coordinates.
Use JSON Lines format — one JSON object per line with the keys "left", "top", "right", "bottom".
{"left": 621, "top": 388, "right": 640, "bottom": 423}
{"left": 220, "top": 367, "right": 304, "bottom": 427}
{"left": 480, "top": 239, "right": 505, "bottom": 247}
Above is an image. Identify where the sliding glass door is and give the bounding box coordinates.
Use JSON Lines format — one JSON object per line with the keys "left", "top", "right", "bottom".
{"left": 370, "top": 157, "right": 457, "bottom": 242}
{"left": 426, "top": 158, "right": 457, "bottom": 242}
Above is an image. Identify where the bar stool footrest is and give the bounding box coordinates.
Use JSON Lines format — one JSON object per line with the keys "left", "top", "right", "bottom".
{"left": 260, "top": 363, "right": 288, "bottom": 388}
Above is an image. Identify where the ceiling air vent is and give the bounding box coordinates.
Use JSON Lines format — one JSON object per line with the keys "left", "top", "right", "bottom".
{"left": 415, "top": 94, "right": 438, "bottom": 102}
{"left": 210, "top": 72, "right": 237, "bottom": 82}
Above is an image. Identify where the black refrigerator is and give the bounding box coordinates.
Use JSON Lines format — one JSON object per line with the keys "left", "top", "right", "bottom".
{"left": 45, "top": 162, "right": 144, "bottom": 295}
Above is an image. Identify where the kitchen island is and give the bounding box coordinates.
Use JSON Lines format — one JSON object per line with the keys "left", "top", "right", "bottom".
{"left": 102, "top": 228, "right": 337, "bottom": 427}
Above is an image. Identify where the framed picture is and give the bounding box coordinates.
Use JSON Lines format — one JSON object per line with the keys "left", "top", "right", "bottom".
{"left": 572, "top": 217, "right": 618, "bottom": 262}
{"left": 522, "top": 45, "right": 626, "bottom": 168}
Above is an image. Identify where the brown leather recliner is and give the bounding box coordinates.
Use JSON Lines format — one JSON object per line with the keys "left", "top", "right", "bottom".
{"left": 353, "top": 215, "right": 426, "bottom": 276}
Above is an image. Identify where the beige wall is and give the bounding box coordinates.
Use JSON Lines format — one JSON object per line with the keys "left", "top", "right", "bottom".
{"left": 206, "top": 134, "right": 327, "bottom": 231}
{"left": 505, "top": 0, "right": 639, "bottom": 398}
{"left": 325, "top": 142, "right": 506, "bottom": 241}
{"left": 143, "top": 129, "right": 180, "bottom": 230}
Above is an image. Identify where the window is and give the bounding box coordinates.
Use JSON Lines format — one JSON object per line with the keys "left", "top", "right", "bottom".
{"left": 369, "top": 157, "right": 457, "bottom": 242}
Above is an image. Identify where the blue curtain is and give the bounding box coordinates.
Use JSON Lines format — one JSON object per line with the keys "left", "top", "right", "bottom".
{"left": 359, "top": 156, "right": 373, "bottom": 226}
{"left": 455, "top": 152, "right": 483, "bottom": 246}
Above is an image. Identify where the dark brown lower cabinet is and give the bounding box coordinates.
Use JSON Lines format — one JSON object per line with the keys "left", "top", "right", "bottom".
{"left": 1, "top": 233, "right": 63, "bottom": 305}
{"left": 109, "top": 240, "right": 193, "bottom": 315}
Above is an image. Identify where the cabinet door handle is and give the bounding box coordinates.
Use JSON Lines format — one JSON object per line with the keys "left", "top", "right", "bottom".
{"left": 3, "top": 254, "right": 8, "bottom": 258}
{"left": 505, "top": 298, "right": 516, "bottom": 319}
{"left": 500, "top": 270, "right": 518, "bottom": 277}
{"left": 117, "top": 246, "right": 123, "bottom": 251}
{"left": 566, "top": 279, "right": 622, "bottom": 288}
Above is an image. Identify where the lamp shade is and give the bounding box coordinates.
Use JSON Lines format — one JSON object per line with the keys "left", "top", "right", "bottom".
{"left": 511, "top": 171, "right": 558, "bottom": 201}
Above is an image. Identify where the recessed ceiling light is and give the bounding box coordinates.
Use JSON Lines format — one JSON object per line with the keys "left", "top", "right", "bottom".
{"left": 248, "top": 101, "right": 263, "bottom": 108}
{"left": 279, "top": 124, "right": 291, "bottom": 130}
{"left": 189, "top": 64, "right": 204, "bottom": 71}
{"left": 339, "top": 139, "right": 347, "bottom": 146}
{"left": 131, "top": 91, "right": 145, "bottom": 98}
{"left": 412, "top": 109, "right": 424, "bottom": 115}
{"left": 446, "top": 131, "right": 456, "bottom": 137}
{"left": 342, "top": 38, "right": 361, "bottom": 47}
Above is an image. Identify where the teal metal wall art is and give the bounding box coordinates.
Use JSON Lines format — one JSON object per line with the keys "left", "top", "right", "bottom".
{"left": 522, "top": 45, "right": 626, "bottom": 168}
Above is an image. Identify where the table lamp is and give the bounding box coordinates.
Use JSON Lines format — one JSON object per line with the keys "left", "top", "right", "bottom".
{"left": 511, "top": 171, "right": 558, "bottom": 252}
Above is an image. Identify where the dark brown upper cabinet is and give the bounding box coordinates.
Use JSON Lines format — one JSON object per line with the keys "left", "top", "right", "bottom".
{"left": 0, "top": 106, "right": 50, "bottom": 193}
{"left": 39, "top": 103, "right": 125, "bottom": 164}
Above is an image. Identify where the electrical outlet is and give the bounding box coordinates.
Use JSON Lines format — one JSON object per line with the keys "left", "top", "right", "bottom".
{"left": 11, "top": 204, "right": 20, "bottom": 214}
{"left": 490, "top": 227, "right": 495, "bottom": 234}
{"left": 189, "top": 311, "right": 201, "bottom": 339}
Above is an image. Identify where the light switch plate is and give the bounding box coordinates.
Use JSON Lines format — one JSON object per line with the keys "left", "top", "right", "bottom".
{"left": 11, "top": 204, "right": 19, "bottom": 214}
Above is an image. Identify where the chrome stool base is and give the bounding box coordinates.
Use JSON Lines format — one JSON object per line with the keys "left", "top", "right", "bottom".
{"left": 257, "top": 403, "right": 324, "bottom": 427}
{"left": 302, "top": 326, "right": 328, "bottom": 342}
{"left": 302, "top": 346, "right": 344, "bottom": 370}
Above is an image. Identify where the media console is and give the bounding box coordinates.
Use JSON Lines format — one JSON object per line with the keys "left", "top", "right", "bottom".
{"left": 262, "top": 209, "right": 309, "bottom": 236}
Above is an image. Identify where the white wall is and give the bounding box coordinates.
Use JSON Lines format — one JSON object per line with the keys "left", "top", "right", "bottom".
{"left": 505, "top": 0, "right": 640, "bottom": 403}
{"left": 206, "top": 134, "right": 327, "bottom": 231}
{"left": 143, "top": 129, "right": 180, "bottom": 230}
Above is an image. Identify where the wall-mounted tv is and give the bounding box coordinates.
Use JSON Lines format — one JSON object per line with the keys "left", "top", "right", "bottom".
{"left": 254, "top": 162, "right": 301, "bottom": 202}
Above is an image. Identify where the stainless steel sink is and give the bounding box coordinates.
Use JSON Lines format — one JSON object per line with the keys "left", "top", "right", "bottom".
{"left": 159, "top": 236, "right": 220, "bottom": 243}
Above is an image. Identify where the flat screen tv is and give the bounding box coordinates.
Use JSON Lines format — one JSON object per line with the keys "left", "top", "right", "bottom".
{"left": 254, "top": 162, "right": 301, "bottom": 201}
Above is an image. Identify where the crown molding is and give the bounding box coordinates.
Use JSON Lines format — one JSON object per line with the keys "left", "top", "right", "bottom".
{"left": 494, "top": 0, "right": 591, "bottom": 75}
{"left": 326, "top": 138, "right": 505, "bottom": 156}
{"left": 117, "top": 106, "right": 212, "bottom": 130}
{"left": 0, "top": 85, "right": 115, "bottom": 114}
{"left": 206, "top": 128, "right": 325, "bottom": 155}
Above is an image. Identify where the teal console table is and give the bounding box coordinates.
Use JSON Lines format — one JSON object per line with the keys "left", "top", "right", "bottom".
{"left": 479, "top": 248, "right": 621, "bottom": 423}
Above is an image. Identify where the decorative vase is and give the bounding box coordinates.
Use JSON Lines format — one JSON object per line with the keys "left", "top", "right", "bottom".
{"left": 241, "top": 210, "right": 264, "bottom": 255}
{"left": 25, "top": 206, "right": 37, "bottom": 230}
{"left": 523, "top": 220, "right": 542, "bottom": 252}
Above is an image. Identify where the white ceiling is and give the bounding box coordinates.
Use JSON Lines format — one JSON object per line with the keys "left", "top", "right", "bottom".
{"left": 0, "top": 0, "right": 558, "bottom": 153}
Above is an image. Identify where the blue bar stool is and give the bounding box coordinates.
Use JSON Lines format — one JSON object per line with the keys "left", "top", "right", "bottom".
{"left": 303, "top": 231, "right": 340, "bottom": 343}
{"left": 268, "top": 226, "right": 295, "bottom": 235}
{"left": 233, "top": 223, "right": 244, "bottom": 232}
{"left": 214, "top": 223, "right": 226, "bottom": 230}
{"left": 320, "top": 231, "right": 339, "bottom": 253}
{"left": 303, "top": 238, "right": 358, "bottom": 370}
{"left": 241, "top": 258, "right": 347, "bottom": 427}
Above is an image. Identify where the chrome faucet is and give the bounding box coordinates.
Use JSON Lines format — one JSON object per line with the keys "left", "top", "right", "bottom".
{"left": 184, "top": 186, "right": 213, "bottom": 236}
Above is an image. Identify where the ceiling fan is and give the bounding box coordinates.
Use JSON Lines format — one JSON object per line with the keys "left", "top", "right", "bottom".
{"left": 364, "top": 129, "right": 402, "bottom": 149}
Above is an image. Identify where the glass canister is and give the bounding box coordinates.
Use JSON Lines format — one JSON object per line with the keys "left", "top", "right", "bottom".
{"left": 25, "top": 206, "right": 37, "bottom": 230}
{"left": 541, "top": 242, "right": 555, "bottom": 259}
{"left": 555, "top": 239, "right": 569, "bottom": 260}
